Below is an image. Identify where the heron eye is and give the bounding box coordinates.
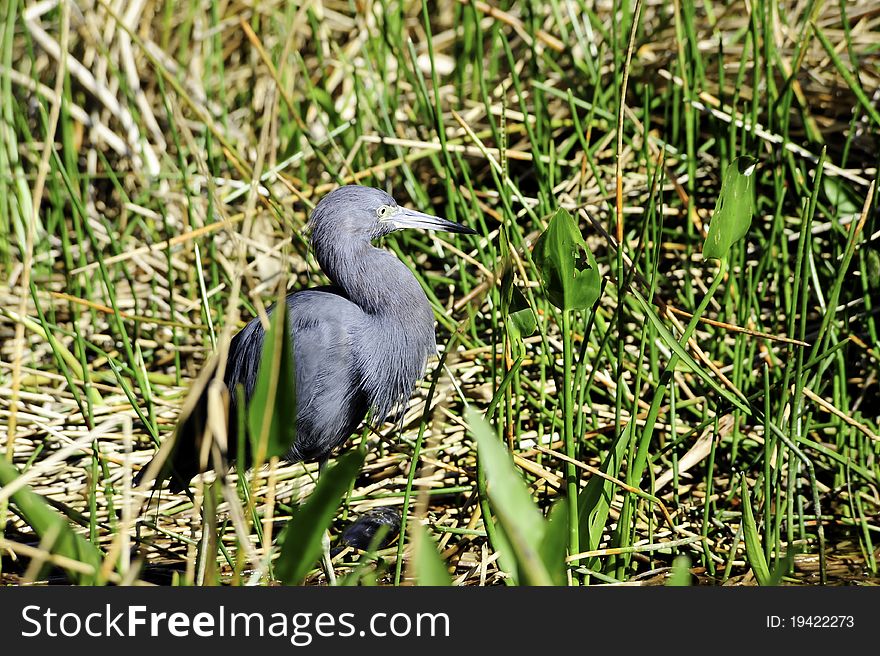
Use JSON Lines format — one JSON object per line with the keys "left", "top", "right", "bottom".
{"left": 377, "top": 205, "right": 390, "bottom": 218}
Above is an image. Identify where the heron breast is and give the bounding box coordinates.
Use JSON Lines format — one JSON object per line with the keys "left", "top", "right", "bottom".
{"left": 356, "top": 315, "right": 434, "bottom": 423}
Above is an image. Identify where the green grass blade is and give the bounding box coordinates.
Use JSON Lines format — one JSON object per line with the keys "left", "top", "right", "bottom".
{"left": 412, "top": 523, "right": 452, "bottom": 586}
{"left": 248, "top": 288, "right": 297, "bottom": 464}
{"left": 740, "top": 474, "right": 772, "bottom": 586}
{"left": 0, "top": 459, "right": 104, "bottom": 585}
{"left": 538, "top": 499, "right": 569, "bottom": 586}
{"left": 631, "top": 289, "right": 751, "bottom": 414}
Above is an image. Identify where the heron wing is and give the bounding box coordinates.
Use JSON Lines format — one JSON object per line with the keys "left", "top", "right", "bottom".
{"left": 224, "top": 286, "right": 368, "bottom": 463}
{"left": 286, "top": 288, "right": 370, "bottom": 461}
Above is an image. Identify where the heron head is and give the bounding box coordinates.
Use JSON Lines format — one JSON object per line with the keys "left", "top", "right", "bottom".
{"left": 308, "top": 185, "right": 476, "bottom": 246}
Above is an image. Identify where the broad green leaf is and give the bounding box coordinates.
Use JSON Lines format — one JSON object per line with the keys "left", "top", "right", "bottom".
{"left": 631, "top": 289, "right": 751, "bottom": 414}
{"left": 483, "top": 501, "right": 520, "bottom": 585}
{"left": 412, "top": 523, "right": 452, "bottom": 586}
{"left": 534, "top": 208, "right": 600, "bottom": 311}
{"left": 577, "top": 421, "right": 631, "bottom": 554}
{"left": 142, "top": 354, "right": 219, "bottom": 491}
{"left": 538, "top": 499, "right": 570, "bottom": 586}
{"left": 667, "top": 555, "right": 693, "bottom": 586}
{"left": 500, "top": 231, "right": 537, "bottom": 341}
{"left": 469, "top": 408, "right": 522, "bottom": 583}
{"left": 200, "top": 480, "right": 220, "bottom": 586}
{"left": 0, "top": 459, "right": 104, "bottom": 584}
{"left": 466, "top": 407, "right": 554, "bottom": 586}
{"left": 769, "top": 551, "right": 795, "bottom": 586}
{"left": 505, "top": 283, "right": 537, "bottom": 342}
{"left": 740, "top": 474, "right": 772, "bottom": 586}
{"left": 823, "top": 176, "right": 860, "bottom": 216}
{"left": 248, "top": 288, "right": 297, "bottom": 462}
{"left": 703, "top": 156, "right": 758, "bottom": 261}
{"left": 502, "top": 274, "right": 537, "bottom": 341}
{"left": 499, "top": 224, "right": 512, "bottom": 261}
{"left": 275, "top": 449, "right": 365, "bottom": 585}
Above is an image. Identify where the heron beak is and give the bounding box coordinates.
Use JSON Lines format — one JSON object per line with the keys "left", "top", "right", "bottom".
{"left": 392, "top": 208, "right": 478, "bottom": 235}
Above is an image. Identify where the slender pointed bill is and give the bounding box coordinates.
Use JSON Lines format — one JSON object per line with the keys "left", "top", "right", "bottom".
{"left": 391, "top": 207, "right": 477, "bottom": 234}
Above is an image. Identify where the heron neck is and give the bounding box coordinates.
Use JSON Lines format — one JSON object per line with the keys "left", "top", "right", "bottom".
{"left": 315, "top": 239, "right": 430, "bottom": 317}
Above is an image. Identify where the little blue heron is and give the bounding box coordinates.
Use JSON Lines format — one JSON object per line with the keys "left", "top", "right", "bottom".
{"left": 136, "top": 185, "right": 475, "bottom": 576}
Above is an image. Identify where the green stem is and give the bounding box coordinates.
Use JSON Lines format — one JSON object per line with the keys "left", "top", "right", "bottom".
{"left": 562, "top": 309, "right": 579, "bottom": 564}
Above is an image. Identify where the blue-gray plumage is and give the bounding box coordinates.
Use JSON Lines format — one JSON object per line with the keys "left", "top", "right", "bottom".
{"left": 138, "top": 185, "right": 475, "bottom": 492}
